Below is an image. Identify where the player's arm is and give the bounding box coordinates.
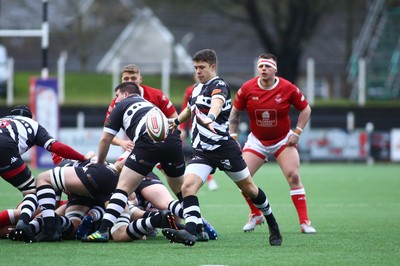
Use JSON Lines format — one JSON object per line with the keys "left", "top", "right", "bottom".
{"left": 296, "top": 104, "right": 311, "bottom": 131}
{"left": 97, "top": 131, "right": 115, "bottom": 164}
{"left": 228, "top": 106, "right": 241, "bottom": 141}
{"left": 288, "top": 105, "right": 311, "bottom": 146}
{"left": 169, "top": 106, "right": 191, "bottom": 130}
{"left": 197, "top": 97, "right": 224, "bottom": 133}
{"left": 48, "top": 141, "right": 86, "bottom": 161}
{"left": 111, "top": 136, "right": 134, "bottom": 152}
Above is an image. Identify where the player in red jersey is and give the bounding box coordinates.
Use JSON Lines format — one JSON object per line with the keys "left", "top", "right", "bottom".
{"left": 229, "top": 53, "right": 316, "bottom": 234}
{"left": 180, "top": 79, "right": 218, "bottom": 191}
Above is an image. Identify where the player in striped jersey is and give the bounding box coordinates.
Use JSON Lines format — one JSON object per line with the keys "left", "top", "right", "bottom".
{"left": 162, "top": 49, "right": 282, "bottom": 247}
{"left": 0, "top": 105, "right": 88, "bottom": 242}
{"left": 82, "top": 82, "right": 186, "bottom": 242}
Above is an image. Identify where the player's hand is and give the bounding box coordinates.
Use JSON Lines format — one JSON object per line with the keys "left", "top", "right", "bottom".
{"left": 287, "top": 133, "right": 299, "bottom": 146}
{"left": 196, "top": 114, "right": 216, "bottom": 133}
{"left": 121, "top": 140, "right": 134, "bottom": 152}
{"left": 52, "top": 153, "right": 64, "bottom": 165}
{"left": 84, "top": 151, "right": 96, "bottom": 160}
{"left": 168, "top": 118, "right": 178, "bottom": 132}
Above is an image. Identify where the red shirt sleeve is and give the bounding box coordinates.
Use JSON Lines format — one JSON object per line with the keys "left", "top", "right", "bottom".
{"left": 179, "top": 85, "right": 194, "bottom": 130}
{"left": 49, "top": 141, "right": 85, "bottom": 161}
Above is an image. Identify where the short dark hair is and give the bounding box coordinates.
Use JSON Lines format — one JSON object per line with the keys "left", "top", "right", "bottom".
{"left": 114, "top": 82, "right": 140, "bottom": 94}
{"left": 192, "top": 49, "right": 217, "bottom": 65}
{"left": 10, "top": 105, "right": 33, "bottom": 118}
{"left": 259, "top": 53, "right": 277, "bottom": 63}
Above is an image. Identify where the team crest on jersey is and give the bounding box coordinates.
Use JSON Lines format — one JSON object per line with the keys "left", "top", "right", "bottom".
{"left": 220, "top": 159, "right": 232, "bottom": 170}
{"left": 10, "top": 157, "right": 18, "bottom": 164}
{"left": 275, "top": 94, "right": 282, "bottom": 103}
{"left": 252, "top": 96, "right": 259, "bottom": 100}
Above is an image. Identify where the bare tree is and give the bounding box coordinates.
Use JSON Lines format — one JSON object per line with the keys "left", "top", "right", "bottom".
{"left": 222, "top": 0, "right": 334, "bottom": 82}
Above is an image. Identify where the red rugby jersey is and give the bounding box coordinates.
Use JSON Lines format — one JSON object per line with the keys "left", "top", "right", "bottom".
{"left": 234, "top": 76, "right": 308, "bottom": 146}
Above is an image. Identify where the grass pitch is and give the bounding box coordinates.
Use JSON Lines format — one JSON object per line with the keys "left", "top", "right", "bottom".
{"left": 0, "top": 162, "right": 399, "bottom": 266}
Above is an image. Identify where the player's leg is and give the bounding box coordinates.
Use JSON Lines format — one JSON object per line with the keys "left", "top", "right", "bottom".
{"left": 82, "top": 166, "right": 144, "bottom": 242}
{"left": 276, "top": 146, "right": 316, "bottom": 233}
{"left": 162, "top": 163, "right": 211, "bottom": 246}
{"left": 140, "top": 183, "right": 175, "bottom": 211}
{"left": 8, "top": 172, "right": 37, "bottom": 242}
{"left": 75, "top": 205, "right": 104, "bottom": 240}
{"left": 234, "top": 175, "right": 282, "bottom": 246}
{"left": 62, "top": 203, "right": 90, "bottom": 240}
{"left": 0, "top": 209, "right": 20, "bottom": 238}
{"left": 159, "top": 143, "right": 186, "bottom": 201}
{"left": 241, "top": 151, "right": 266, "bottom": 232}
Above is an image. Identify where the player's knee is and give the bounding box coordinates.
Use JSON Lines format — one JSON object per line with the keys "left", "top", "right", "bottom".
{"left": 287, "top": 172, "right": 301, "bottom": 186}
{"left": 36, "top": 171, "right": 51, "bottom": 186}
{"left": 111, "top": 224, "right": 129, "bottom": 242}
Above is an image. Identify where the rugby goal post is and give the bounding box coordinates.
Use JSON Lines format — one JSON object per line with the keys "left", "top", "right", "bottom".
{"left": 0, "top": 0, "right": 49, "bottom": 105}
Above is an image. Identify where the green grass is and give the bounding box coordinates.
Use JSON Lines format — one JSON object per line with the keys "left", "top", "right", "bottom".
{"left": 1, "top": 163, "right": 399, "bottom": 265}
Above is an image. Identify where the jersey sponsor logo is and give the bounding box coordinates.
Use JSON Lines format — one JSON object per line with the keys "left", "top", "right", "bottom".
{"left": 255, "top": 109, "right": 277, "bottom": 127}
{"left": 211, "top": 89, "right": 222, "bottom": 96}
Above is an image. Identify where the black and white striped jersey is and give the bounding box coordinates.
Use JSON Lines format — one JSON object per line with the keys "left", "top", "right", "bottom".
{"left": 104, "top": 94, "right": 155, "bottom": 144}
{"left": 0, "top": 115, "right": 55, "bottom": 154}
{"left": 189, "top": 76, "right": 232, "bottom": 151}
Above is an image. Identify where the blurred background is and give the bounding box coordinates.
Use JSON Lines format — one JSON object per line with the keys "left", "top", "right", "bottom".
{"left": 0, "top": 0, "right": 399, "bottom": 164}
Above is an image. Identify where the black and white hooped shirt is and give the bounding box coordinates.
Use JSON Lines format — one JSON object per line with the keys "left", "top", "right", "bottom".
{"left": 104, "top": 94, "right": 155, "bottom": 144}
{"left": 188, "top": 76, "right": 232, "bottom": 151}
{"left": 0, "top": 115, "right": 55, "bottom": 154}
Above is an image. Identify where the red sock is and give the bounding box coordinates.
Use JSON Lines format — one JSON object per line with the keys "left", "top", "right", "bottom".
{"left": 0, "top": 209, "right": 16, "bottom": 227}
{"left": 242, "top": 192, "right": 262, "bottom": 215}
{"left": 290, "top": 187, "right": 309, "bottom": 224}
{"left": 207, "top": 175, "right": 213, "bottom": 181}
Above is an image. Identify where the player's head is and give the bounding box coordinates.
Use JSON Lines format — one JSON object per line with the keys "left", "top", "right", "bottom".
{"left": 192, "top": 49, "right": 217, "bottom": 83}
{"left": 10, "top": 105, "right": 33, "bottom": 118}
{"left": 121, "top": 64, "right": 142, "bottom": 85}
{"left": 114, "top": 82, "right": 141, "bottom": 103}
{"left": 192, "top": 49, "right": 217, "bottom": 65}
{"left": 257, "top": 53, "right": 278, "bottom": 74}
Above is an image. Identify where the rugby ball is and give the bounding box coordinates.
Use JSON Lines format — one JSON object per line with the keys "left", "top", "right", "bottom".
{"left": 145, "top": 107, "right": 169, "bottom": 142}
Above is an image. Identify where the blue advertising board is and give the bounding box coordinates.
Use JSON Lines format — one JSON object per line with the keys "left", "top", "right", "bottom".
{"left": 29, "top": 77, "right": 59, "bottom": 168}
